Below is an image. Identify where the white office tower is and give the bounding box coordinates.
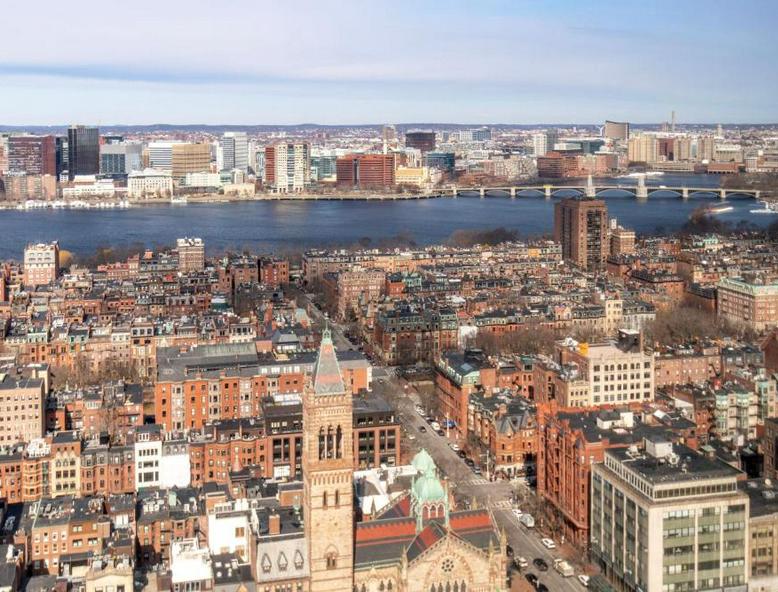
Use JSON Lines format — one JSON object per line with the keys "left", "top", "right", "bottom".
{"left": 532, "top": 130, "right": 558, "bottom": 157}
{"left": 222, "top": 132, "right": 249, "bottom": 172}
{"left": 147, "top": 142, "right": 176, "bottom": 170}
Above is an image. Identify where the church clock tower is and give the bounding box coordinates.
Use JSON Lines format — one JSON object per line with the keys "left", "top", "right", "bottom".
{"left": 303, "top": 329, "right": 354, "bottom": 591}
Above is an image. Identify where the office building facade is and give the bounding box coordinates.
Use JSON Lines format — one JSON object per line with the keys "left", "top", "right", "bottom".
{"left": 264, "top": 142, "right": 310, "bottom": 192}
{"left": 222, "top": 132, "right": 249, "bottom": 172}
{"left": 404, "top": 130, "right": 436, "bottom": 153}
{"left": 8, "top": 136, "right": 56, "bottom": 175}
{"left": 67, "top": 126, "right": 100, "bottom": 180}
{"left": 335, "top": 154, "right": 395, "bottom": 189}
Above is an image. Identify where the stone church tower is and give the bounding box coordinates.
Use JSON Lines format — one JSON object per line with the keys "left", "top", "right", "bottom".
{"left": 303, "top": 329, "right": 354, "bottom": 591}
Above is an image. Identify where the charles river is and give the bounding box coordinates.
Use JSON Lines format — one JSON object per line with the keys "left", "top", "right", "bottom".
{"left": 0, "top": 174, "right": 771, "bottom": 259}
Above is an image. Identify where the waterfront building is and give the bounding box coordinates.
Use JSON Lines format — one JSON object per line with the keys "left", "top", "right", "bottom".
{"left": 171, "top": 143, "right": 212, "bottom": 180}
{"left": 423, "top": 151, "right": 455, "bottom": 175}
{"left": 222, "top": 132, "right": 249, "bottom": 172}
{"left": 182, "top": 172, "right": 222, "bottom": 190}
{"left": 2, "top": 173, "right": 57, "bottom": 201}
{"left": 404, "top": 130, "right": 436, "bottom": 153}
{"left": 146, "top": 141, "right": 175, "bottom": 169}
{"left": 591, "top": 441, "right": 749, "bottom": 592}
{"left": 127, "top": 168, "right": 173, "bottom": 199}
{"left": 67, "top": 125, "right": 99, "bottom": 180}
{"left": 627, "top": 134, "right": 659, "bottom": 164}
{"left": 265, "top": 142, "right": 311, "bottom": 192}
{"left": 7, "top": 135, "right": 56, "bottom": 175}
{"left": 176, "top": 237, "right": 205, "bottom": 273}
{"left": 604, "top": 120, "right": 630, "bottom": 141}
{"left": 335, "top": 153, "right": 395, "bottom": 189}
{"left": 61, "top": 176, "right": 117, "bottom": 198}
{"left": 23, "top": 241, "right": 60, "bottom": 287}
{"left": 554, "top": 197, "right": 609, "bottom": 270}
{"left": 100, "top": 143, "right": 143, "bottom": 178}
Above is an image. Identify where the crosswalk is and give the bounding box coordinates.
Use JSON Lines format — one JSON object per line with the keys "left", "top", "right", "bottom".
{"left": 491, "top": 500, "right": 513, "bottom": 509}
{"left": 463, "top": 478, "right": 489, "bottom": 486}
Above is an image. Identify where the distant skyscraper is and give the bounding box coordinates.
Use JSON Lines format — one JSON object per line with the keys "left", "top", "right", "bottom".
{"left": 171, "top": 143, "right": 211, "bottom": 180}
{"left": 532, "top": 130, "right": 558, "bottom": 157}
{"left": 423, "top": 152, "right": 456, "bottom": 175}
{"left": 67, "top": 125, "right": 99, "bottom": 179}
{"left": 382, "top": 125, "right": 398, "bottom": 153}
{"left": 404, "top": 130, "right": 436, "bottom": 153}
{"left": 8, "top": 135, "right": 56, "bottom": 175}
{"left": 554, "top": 197, "right": 608, "bottom": 271}
{"left": 222, "top": 132, "right": 249, "bottom": 172}
{"left": 603, "top": 120, "right": 630, "bottom": 141}
{"left": 56, "top": 137, "right": 69, "bottom": 178}
{"left": 146, "top": 142, "right": 175, "bottom": 170}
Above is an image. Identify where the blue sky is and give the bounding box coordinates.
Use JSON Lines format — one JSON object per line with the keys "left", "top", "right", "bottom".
{"left": 2, "top": 0, "right": 776, "bottom": 125}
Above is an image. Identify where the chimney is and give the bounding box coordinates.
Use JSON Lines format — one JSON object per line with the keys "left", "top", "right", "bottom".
{"left": 269, "top": 512, "right": 281, "bottom": 536}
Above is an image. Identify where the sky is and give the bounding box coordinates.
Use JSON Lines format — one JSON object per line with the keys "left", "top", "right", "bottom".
{"left": 2, "top": 0, "right": 777, "bottom": 125}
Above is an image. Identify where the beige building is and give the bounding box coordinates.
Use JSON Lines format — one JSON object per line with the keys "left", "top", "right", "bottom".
{"left": 0, "top": 373, "right": 45, "bottom": 443}
{"left": 23, "top": 242, "right": 60, "bottom": 287}
{"left": 85, "top": 555, "right": 133, "bottom": 592}
{"left": 559, "top": 330, "right": 655, "bottom": 406}
{"left": 176, "top": 237, "right": 205, "bottom": 273}
{"left": 718, "top": 277, "right": 778, "bottom": 332}
{"left": 628, "top": 135, "right": 659, "bottom": 164}
{"left": 171, "top": 143, "right": 211, "bottom": 180}
{"left": 591, "top": 440, "right": 749, "bottom": 592}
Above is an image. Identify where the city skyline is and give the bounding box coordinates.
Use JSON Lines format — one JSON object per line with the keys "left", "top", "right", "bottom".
{"left": 2, "top": 0, "right": 777, "bottom": 125}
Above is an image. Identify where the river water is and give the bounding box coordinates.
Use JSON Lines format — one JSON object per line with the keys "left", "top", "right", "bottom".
{"left": 0, "top": 174, "right": 770, "bottom": 259}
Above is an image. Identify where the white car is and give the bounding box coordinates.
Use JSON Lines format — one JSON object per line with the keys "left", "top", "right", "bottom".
{"left": 415, "top": 407, "right": 425, "bottom": 416}
{"left": 541, "top": 538, "right": 556, "bottom": 549}
{"left": 577, "top": 575, "right": 590, "bottom": 587}
{"left": 448, "top": 443, "right": 460, "bottom": 452}
{"left": 511, "top": 508, "right": 523, "bottom": 519}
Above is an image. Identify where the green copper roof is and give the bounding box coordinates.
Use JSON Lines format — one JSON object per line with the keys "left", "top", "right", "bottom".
{"left": 411, "top": 449, "right": 436, "bottom": 476}
{"left": 412, "top": 472, "right": 446, "bottom": 504}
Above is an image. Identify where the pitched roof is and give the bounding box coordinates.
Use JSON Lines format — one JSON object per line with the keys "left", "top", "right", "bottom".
{"left": 313, "top": 329, "right": 346, "bottom": 395}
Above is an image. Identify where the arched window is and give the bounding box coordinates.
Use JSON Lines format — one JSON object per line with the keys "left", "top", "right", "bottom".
{"left": 336, "top": 425, "right": 343, "bottom": 458}
{"left": 323, "top": 491, "right": 328, "bottom": 508}
{"left": 327, "top": 426, "right": 335, "bottom": 459}
{"left": 460, "top": 583, "right": 466, "bottom": 592}
{"left": 334, "top": 489, "right": 340, "bottom": 507}
{"left": 318, "top": 427, "right": 326, "bottom": 460}
{"left": 379, "top": 582, "right": 385, "bottom": 591}
{"left": 326, "top": 552, "right": 337, "bottom": 569}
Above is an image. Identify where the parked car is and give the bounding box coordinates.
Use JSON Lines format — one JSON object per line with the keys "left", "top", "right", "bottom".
{"left": 514, "top": 556, "right": 528, "bottom": 570}
{"left": 520, "top": 513, "right": 535, "bottom": 528}
{"left": 418, "top": 426, "right": 427, "bottom": 433}
{"left": 554, "top": 558, "right": 574, "bottom": 577}
{"left": 472, "top": 466, "right": 482, "bottom": 475}
{"left": 537, "top": 584, "right": 549, "bottom": 592}
{"left": 525, "top": 573, "right": 538, "bottom": 587}
{"left": 435, "top": 429, "right": 445, "bottom": 436}
{"left": 457, "top": 450, "right": 467, "bottom": 459}
{"left": 464, "top": 458, "right": 475, "bottom": 467}
{"left": 541, "top": 538, "right": 556, "bottom": 550}
{"left": 578, "top": 575, "right": 590, "bottom": 587}
{"left": 449, "top": 443, "right": 460, "bottom": 452}
{"left": 533, "top": 558, "right": 549, "bottom": 572}
{"left": 512, "top": 508, "right": 523, "bottom": 520}
{"left": 506, "top": 544, "right": 514, "bottom": 558}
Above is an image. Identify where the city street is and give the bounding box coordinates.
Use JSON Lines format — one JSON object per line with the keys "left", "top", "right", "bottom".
{"left": 302, "top": 290, "right": 583, "bottom": 591}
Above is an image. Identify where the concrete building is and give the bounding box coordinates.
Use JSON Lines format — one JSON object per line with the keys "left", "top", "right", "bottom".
{"left": 24, "top": 242, "right": 60, "bottom": 287}
{"left": 628, "top": 134, "right": 660, "bottom": 164}
{"left": 172, "top": 143, "right": 212, "bottom": 180}
{"left": 532, "top": 130, "right": 559, "bottom": 157}
{"left": 100, "top": 143, "right": 143, "bottom": 178}
{"left": 127, "top": 169, "right": 173, "bottom": 199}
{"left": 222, "top": 132, "right": 249, "bottom": 172}
{"left": 554, "top": 197, "right": 609, "bottom": 271}
{"left": 0, "top": 374, "right": 45, "bottom": 444}
{"left": 133, "top": 425, "right": 162, "bottom": 489}
{"left": 591, "top": 441, "right": 749, "bottom": 592}
{"left": 2, "top": 173, "right": 57, "bottom": 201}
{"left": 404, "top": 130, "right": 436, "bottom": 153}
{"left": 265, "top": 142, "right": 311, "bottom": 192}
{"left": 718, "top": 277, "right": 778, "bottom": 332}
{"left": 557, "top": 331, "right": 655, "bottom": 407}
{"left": 146, "top": 142, "right": 175, "bottom": 170}
{"left": 176, "top": 237, "right": 205, "bottom": 273}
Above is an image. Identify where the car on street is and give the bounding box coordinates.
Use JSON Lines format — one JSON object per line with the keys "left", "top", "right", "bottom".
{"left": 514, "top": 556, "right": 528, "bottom": 570}
{"left": 415, "top": 407, "right": 425, "bottom": 416}
{"left": 511, "top": 508, "right": 523, "bottom": 520}
{"left": 407, "top": 434, "right": 416, "bottom": 441}
{"left": 464, "top": 458, "right": 475, "bottom": 467}
{"left": 533, "top": 558, "right": 549, "bottom": 572}
{"left": 506, "top": 544, "right": 513, "bottom": 558}
{"left": 541, "top": 538, "right": 556, "bottom": 549}
{"left": 537, "top": 584, "right": 549, "bottom": 592}
{"left": 577, "top": 575, "right": 590, "bottom": 587}
{"left": 448, "top": 443, "right": 460, "bottom": 452}
{"left": 472, "top": 466, "right": 482, "bottom": 475}
{"left": 435, "top": 429, "right": 445, "bottom": 437}
{"left": 457, "top": 450, "right": 467, "bottom": 459}
{"left": 418, "top": 426, "right": 427, "bottom": 433}
{"left": 525, "top": 573, "right": 538, "bottom": 587}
